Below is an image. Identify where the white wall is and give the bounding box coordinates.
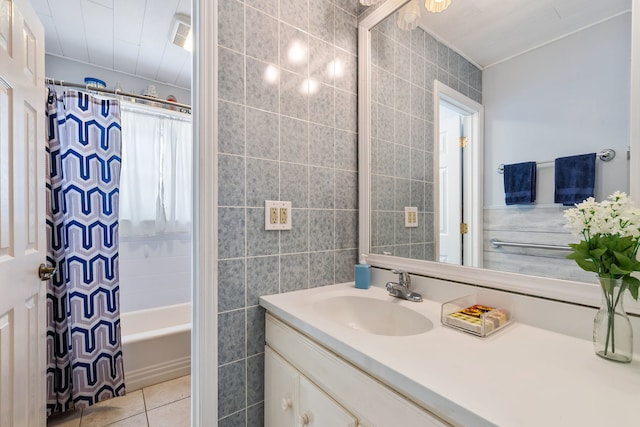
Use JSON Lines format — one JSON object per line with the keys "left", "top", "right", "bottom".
{"left": 483, "top": 13, "right": 631, "bottom": 207}
{"left": 45, "top": 54, "right": 191, "bottom": 105}
{"left": 119, "top": 234, "right": 191, "bottom": 313}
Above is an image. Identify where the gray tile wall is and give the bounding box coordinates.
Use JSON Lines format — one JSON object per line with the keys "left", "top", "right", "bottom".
{"left": 369, "top": 10, "right": 481, "bottom": 261}
{"left": 217, "top": 0, "right": 359, "bottom": 425}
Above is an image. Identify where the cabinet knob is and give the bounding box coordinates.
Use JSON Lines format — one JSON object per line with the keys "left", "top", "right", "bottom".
{"left": 281, "top": 397, "right": 293, "bottom": 411}
{"left": 297, "top": 412, "right": 311, "bottom": 426}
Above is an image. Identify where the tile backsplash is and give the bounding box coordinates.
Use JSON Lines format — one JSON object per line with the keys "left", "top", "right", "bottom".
{"left": 217, "top": 0, "right": 359, "bottom": 424}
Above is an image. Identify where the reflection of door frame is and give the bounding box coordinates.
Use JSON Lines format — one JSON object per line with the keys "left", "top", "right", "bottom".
{"left": 437, "top": 104, "right": 463, "bottom": 264}
{"left": 433, "top": 80, "right": 484, "bottom": 268}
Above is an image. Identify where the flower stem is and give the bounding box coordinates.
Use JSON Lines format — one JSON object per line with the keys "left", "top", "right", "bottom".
{"left": 604, "top": 290, "right": 614, "bottom": 354}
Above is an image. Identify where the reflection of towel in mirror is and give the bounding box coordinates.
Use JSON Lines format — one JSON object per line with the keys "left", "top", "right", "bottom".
{"left": 554, "top": 153, "right": 596, "bottom": 206}
{"left": 503, "top": 161, "right": 536, "bottom": 205}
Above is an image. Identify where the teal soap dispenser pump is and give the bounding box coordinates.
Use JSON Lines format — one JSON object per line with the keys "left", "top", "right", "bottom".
{"left": 354, "top": 254, "right": 371, "bottom": 289}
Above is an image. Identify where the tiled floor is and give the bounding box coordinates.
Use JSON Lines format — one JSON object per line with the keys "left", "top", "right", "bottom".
{"left": 47, "top": 375, "right": 191, "bottom": 427}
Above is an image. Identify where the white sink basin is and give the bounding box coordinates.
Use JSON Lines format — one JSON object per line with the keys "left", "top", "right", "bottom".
{"left": 313, "top": 296, "right": 433, "bottom": 336}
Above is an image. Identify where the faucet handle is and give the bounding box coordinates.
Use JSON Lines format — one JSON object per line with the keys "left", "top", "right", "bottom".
{"left": 391, "top": 270, "right": 411, "bottom": 288}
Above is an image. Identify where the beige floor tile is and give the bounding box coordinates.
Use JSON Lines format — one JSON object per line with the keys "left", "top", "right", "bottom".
{"left": 80, "top": 390, "right": 146, "bottom": 427}
{"left": 105, "top": 413, "right": 149, "bottom": 427}
{"left": 146, "top": 398, "right": 190, "bottom": 427}
{"left": 142, "top": 376, "right": 191, "bottom": 411}
{"left": 47, "top": 409, "right": 82, "bottom": 427}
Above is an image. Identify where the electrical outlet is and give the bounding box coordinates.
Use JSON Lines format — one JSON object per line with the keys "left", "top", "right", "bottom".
{"left": 265, "top": 201, "right": 292, "bottom": 230}
{"left": 279, "top": 202, "right": 292, "bottom": 230}
{"left": 271, "top": 209, "right": 278, "bottom": 224}
{"left": 405, "top": 206, "right": 418, "bottom": 228}
{"left": 269, "top": 207, "right": 278, "bottom": 224}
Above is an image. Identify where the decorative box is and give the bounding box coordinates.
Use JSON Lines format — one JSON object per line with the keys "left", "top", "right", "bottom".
{"left": 441, "top": 295, "right": 512, "bottom": 337}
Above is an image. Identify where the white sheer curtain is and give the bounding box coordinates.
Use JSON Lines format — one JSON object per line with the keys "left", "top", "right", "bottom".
{"left": 119, "top": 102, "right": 192, "bottom": 236}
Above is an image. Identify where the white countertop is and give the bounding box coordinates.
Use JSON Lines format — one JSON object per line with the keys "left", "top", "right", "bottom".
{"left": 260, "top": 283, "right": 640, "bottom": 427}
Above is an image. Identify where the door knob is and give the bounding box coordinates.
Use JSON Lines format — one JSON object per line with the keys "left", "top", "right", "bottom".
{"left": 38, "top": 263, "right": 56, "bottom": 281}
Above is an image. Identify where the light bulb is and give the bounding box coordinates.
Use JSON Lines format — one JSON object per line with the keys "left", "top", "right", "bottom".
{"left": 425, "top": 0, "right": 451, "bottom": 13}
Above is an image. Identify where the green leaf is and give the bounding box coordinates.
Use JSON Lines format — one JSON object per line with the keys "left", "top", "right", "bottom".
{"left": 613, "top": 251, "right": 636, "bottom": 270}
{"left": 575, "top": 258, "right": 597, "bottom": 273}
{"left": 589, "top": 248, "right": 608, "bottom": 258}
{"left": 566, "top": 251, "right": 589, "bottom": 261}
{"left": 598, "top": 276, "right": 614, "bottom": 293}
{"left": 569, "top": 242, "right": 589, "bottom": 250}
{"left": 610, "top": 264, "right": 632, "bottom": 276}
{"left": 617, "top": 237, "right": 636, "bottom": 251}
{"left": 623, "top": 276, "right": 640, "bottom": 300}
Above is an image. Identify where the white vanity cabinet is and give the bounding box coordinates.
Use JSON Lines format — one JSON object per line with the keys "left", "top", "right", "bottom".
{"left": 265, "top": 314, "right": 451, "bottom": 427}
{"left": 265, "top": 347, "right": 357, "bottom": 427}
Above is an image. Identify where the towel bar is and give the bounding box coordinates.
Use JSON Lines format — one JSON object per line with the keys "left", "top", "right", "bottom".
{"left": 497, "top": 148, "right": 616, "bottom": 174}
{"left": 490, "top": 238, "right": 571, "bottom": 251}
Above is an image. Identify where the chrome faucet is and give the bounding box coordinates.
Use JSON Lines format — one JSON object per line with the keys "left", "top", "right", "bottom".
{"left": 385, "top": 270, "right": 422, "bottom": 302}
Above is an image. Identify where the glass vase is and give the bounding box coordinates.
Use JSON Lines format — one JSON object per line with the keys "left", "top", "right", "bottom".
{"left": 593, "top": 276, "right": 633, "bottom": 363}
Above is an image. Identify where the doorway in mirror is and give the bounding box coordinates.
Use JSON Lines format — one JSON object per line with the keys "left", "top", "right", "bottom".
{"left": 434, "top": 81, "right": 483, "bottom": 269}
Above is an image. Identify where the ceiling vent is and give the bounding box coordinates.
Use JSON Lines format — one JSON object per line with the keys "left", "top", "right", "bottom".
{"left": 171, "top": 14, "right": 192, "bottom": 52}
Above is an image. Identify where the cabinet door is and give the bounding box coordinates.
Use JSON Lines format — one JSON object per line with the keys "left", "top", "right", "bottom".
{"left": 265, "top": 347, "right": 298, "bottom": 427}
{"left": 298, "top": 375, "right": 357, "bottom": 427}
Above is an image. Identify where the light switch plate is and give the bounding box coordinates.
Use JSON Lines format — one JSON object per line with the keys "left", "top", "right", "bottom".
{"left": 405, "top": 206, "right": 418, "bottom": 228}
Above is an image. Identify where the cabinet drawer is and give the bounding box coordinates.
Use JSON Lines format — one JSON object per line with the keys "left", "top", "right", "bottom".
{"left": 266, "top": 314, "right": 452, "bottom": 427}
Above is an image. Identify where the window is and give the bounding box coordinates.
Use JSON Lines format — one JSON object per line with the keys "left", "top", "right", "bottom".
{"left": 119, "top": 102, "right": 192, "bottom": 236}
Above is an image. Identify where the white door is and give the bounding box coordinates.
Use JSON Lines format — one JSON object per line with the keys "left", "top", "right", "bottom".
{"left": 438, "top": 103, "right": 462, "bottom": 264}
{"left": 0, "top": 0, "right": 46, "bottom": 426}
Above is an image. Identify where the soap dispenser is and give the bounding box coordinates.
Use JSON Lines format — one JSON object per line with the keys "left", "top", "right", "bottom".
{"left": 354, "top": 254, "right": 371, "bottom": 289}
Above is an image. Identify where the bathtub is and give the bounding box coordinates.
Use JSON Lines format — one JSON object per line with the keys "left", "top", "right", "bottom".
{"left": 121, "top": 302, "right": 191, "bottom": 391}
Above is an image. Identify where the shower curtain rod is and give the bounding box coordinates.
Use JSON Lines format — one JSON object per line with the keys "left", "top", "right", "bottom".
{"left": 45, "top": 78, "right": 191, "bottom": 113}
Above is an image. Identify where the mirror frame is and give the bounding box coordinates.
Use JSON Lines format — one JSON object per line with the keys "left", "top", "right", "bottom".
{"left": 358, "top": 0, "right": 640, "bottom": 314}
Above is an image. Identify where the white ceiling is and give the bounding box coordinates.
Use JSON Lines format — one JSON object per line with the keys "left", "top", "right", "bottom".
{"left": 28, "top": 0, "right": 631, "bottom": 89}
{"left": 31, "top": 0, "right": 191, "bottom": 89}
{"left": 418, "top": 0, "right": 631, "bottom": 68}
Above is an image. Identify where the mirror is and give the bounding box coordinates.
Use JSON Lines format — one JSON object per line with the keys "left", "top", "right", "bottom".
{"left": 358, "top": 0, "right": 640, "bottom": 313}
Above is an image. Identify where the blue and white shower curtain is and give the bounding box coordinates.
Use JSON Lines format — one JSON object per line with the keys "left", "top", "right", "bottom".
{"left": 45, "top": 88, "right": 125, "bottom": 415}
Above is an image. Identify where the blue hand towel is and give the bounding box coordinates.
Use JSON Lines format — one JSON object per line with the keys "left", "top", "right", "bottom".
{"left": 554, "top": 153, "right": 596, "bottom": 206}
{"left": 503, "top": 161, "right": 537, "bottom": 205}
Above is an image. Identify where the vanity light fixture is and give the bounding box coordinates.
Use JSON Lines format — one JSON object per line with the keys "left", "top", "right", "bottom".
{"left": 425, "top": 0, "right": 451, "bottom": 13}
{"left": 397, "top": 0, "right": 421, "bottom": 31}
